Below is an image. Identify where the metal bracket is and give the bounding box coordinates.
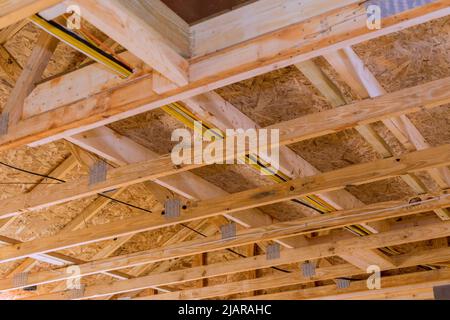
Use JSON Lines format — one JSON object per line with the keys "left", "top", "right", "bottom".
{"left": 434, "top": 284, "right": 450, "bottom": 300}
{"left": 12, "top": 272, "right": 29, "bottom": 288}
{"left": 336, "top": 278, "right": 351, "bottom": 289}
{"left": 0, "top": 112, "right": 9, "bottom": 136}
{"left": 89, "top": 161, "right": 107, "bottom": 186}
{"left": 221, "top": 223, "right": 236, "bottom": 240}
{"left": 301, "top": 262, "right": 316, "bottom": 278}
{"left": 266, "top": 243, "right": 281, "bottom": 260}
{"left": 12, "top": 272, "right": 29, "bottom": 287}
{"left": 164, "top": 199, "right": 181, "bottom": 218}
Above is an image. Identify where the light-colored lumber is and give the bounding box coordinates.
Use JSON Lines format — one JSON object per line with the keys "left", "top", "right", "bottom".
{"left": 0, "top": 20, "right": 28, "bottom": 45}
{"left": 71, "top": 0, "right": 189, "bottom": 86}
{"left": 25, "top": 246, "right": 450, "bottom": 300}
{"left": 1, "top": 31, "right": 58, "bottom": 126}
{"left": 0, "top": 1, "right": 447, "bottom": 150}
{"left": 0, "top": 155, "right": 77, "bottom": 269}
{"left": 4, "top": 217, "right": 450, "bottom": 294}
{"left": 295, "top": 59, "right": 444, "bottom": 221}
{"left": 325, "top": 47, "right": 450, "bottom": 220}
{"left": 1, "top": 78, "right": 450, "bottom": 220}
{"left": 0, "top": 0, "right": 61, "bottom": 29}
{"left": 190, "top": 0, "right": 360, "bottom": 56}
{"left": 0, "top": 177, "right": 447, "bottom": 266}
{"left": 67, "top": 127, "right": 283, "bottom": 242}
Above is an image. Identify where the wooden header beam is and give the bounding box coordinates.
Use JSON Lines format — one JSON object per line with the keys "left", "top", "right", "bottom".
{"left": 247, "top": 268, "right": 450, "bottom": 300}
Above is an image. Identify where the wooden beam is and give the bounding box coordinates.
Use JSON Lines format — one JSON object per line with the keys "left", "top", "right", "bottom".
{"left": 72, "top": 0, "right": 190, "bottom": 86}
{"left": 190, "top": 0, "right": 360, "bottom": 56}
{"left": 182, "top": 91, "right": 391, "bottom": 266}
{"left": 0, "top": 45, "right": 22, "bottom": 86}
{"left": 295, "top": 59, "right": 445, "bottom": 221}
{"left": 0, "top": 0, "right": 61, "bottom": 29}
{"left": 1, "top": 78, "right": 449, "bottom": 220}
{"left": 1, "top": 1, "right": 448, "bottom": 150}
{"left": 24, "top": 246, "right": 450, "bottom": 300}
{"left": 0, "top": 180, "right": 447, "bottom": 269}
{"left": 0, "top": 155, "right": 77, "bottom": 269}
{"left": 67, "top": 127, "right": 313, "bottom": 297}
{"left": 247, "top": 268, "right": 450, "bottom": 300}
{"left": 296, "top": 60, "right": 391, "bottom": 157}
{"left": 67, "top": 127, "right": 283, "bottom": 245}
{"left": 3, "top": 217, "right": 450, "bottom": 294}
{"left": 0, "top": 20, "right": 28, "bottom": 45}
{"left": 324, "top": 47, "right": 450, "bottom": 220}
{"left": 1, "top": 31, "right": 58, "bottom": 127}
{"left": 23, "top": 51, "right": 144, "bottom": 119}
{"left": 189, "top": 0, "right": 450, "bottom": 92}
{"left": 1, "top": 185, "right": 447, "bottom": 270}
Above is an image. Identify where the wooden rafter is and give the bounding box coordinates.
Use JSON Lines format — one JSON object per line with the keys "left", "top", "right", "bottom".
{"left": 1, "top": 31, "right": 58, "bottom": 127}
{"left": 324, "top": 47, "right": 450, "bottom": 220}
{"left": 72, "top": 0, "right": 190, "bottom": 86}
{"left": 0, "top": 0, "right": 448, "bottom": 150}
{"left": 0, "top": 144, "right": 449, "bottom": 265}
{"left": 3, "top": 215, "right": 450, "bottom": 297}
{"left": 181, "top": 91, "right": 393, "bottom": 268}
{"left": 247, "top": 268, "right": 450, "bottom": 300}
{"left": 0, "top": 0, "right": 449, "bottom": 301}
{"left": 0, "top": 77, "right": 449, "bottom": 221}
{"left": 24, "top": 246, "right": 450, "bottom": 300}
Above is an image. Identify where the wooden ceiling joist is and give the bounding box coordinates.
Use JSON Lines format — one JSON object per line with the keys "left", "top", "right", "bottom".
{"left": 324, "top": 47, "right": 450, "bottom": 220}
{"left": 181, "top": 91, "right": 393, "bottom": 268}
{"left": 66, "top": 127, "right": 308, "bottom": 253}
{"left": 0, "top": 143, "right": 449, "bottom": 265}
{"left": 24, "top": 246, "right": 450, "bottom": 300}
{"left": 1, "top": 31, "right": 58, "bottom": 127}
{"left": 0, "top": 0, "right": 448, "bottom": 150}
{"left": 2, "top": 215, "right": 449, "bottom": 295}
{"left": 0, "top": 0, "right": 449, "bottom": 301}
{"left": 1, "top": 78, "right": 449, "bottom": 221}
{"left": 247, "top": 268, "right": 450, "bottom": 300}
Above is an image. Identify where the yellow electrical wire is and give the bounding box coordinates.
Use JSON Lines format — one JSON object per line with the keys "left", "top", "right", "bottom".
{"left": 29, "top": 15, "right": 132, "bottom": 78}
{"left": 161, "top": 102, "right": 405, "bottom": 256}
